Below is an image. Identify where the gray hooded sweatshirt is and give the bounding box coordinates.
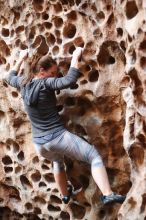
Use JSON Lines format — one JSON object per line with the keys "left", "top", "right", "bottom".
{"left": 5, "top": 67, "right": 79, "bottom": 142}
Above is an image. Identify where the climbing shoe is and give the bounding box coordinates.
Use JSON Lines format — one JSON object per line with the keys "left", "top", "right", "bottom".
{"left": 101, "top": 192, "right": 126, "bottom": 205}
{"left": 62, "top": 184, "right": 73, "bottom": 204}
{"left": 62, "top": 196, "right": 71, "bottom": 204}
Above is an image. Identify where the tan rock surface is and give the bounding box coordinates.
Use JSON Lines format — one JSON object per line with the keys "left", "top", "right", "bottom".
{"left": 0, "top": 0, "right": 145, "bottom": 219}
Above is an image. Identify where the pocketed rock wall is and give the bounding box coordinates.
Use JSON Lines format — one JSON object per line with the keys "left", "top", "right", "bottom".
{"left": 0, "top": 0, "right": 146, "bottom": 219}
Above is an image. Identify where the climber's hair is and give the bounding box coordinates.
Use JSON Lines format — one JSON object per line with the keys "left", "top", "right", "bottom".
{"left": 36, "top": 55, "right": 57, "bottom": 72}
{"left": 21, "top": 54, "right": 57, "bottom": 87}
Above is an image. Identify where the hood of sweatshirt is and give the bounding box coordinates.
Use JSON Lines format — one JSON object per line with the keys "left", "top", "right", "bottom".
{"left": 21, "top": 79, "right": 43, "bottom": 106}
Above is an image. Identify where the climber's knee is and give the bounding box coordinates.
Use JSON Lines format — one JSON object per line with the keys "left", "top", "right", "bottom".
{"left": 53, "top": 159, "right": 65, "bottom": 174}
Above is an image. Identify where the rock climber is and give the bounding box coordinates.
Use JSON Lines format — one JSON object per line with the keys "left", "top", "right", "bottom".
{"left": 5, "top": 47, "right": 126, "bottom": 205}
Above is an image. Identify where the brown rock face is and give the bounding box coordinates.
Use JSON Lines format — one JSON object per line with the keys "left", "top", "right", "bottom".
{"left": 0, "top": 0, "right": 145, "bottom": 219}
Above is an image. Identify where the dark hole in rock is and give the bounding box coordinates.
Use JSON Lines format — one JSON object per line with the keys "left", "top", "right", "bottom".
{"left": 138, "top": 28, "right": 143, "bottom": 36}
{"left": 98, "top": 209, "right": 106, "bottom": 218}
{"left": 107, "top": 13, "right": 114, "bottom": 26}
{"left": 54, "top": 2, "right": 62, "bottom": 13}
{"left": 0, "top": 198, "right": 4, "bottom": 203}
{"left": 17, "top": 151, "right": 24, "bottom": 161}
{"left": 9, "top": 191, "right": 21, "bottom": 201}
{"left": 88, "top": 69, "right": 99, "bottom": 82}
{"left": 83, "top": 202, "right": 91, "bottom": 207}
{"left": 55, "top": 29, "right": 60, "bottom": 38}
{"left": 3, "top": 81, "right": 8, "bottom": 87}
{"left": 15, "top": 26, "right": 24, "bottom": 34}
{"left": 70, "top": 83, "right": 79, "bottom": 89}
{"left": 139, "top": 40, "right": 146, "bottom": 52}
{"left": 52, "top": 188, "right": 59, "bottom": 193}
{"left": 50, "top": 195, "right": 62, "bottom": 204}
{"left": 32, "top": 36, "right": 41, "bottom": 48}
{"left": 96, "top": 11, "right": 105, "bottom": 21}
{"left": 61, "top": 0, "right": 74, "bottom": 5}
{"left": 5, "top": 177, "right": 12, "bottom": 183}
{"left": 44, "top": 173, "right": 55, "bottom": 182}
{"left": 140, "top": 57, "right": 146, "bottom": 72}
{"left": 60, "top": 211, "right": 70, "bottom": 219}
{"left": 31, "top": 170, "right": 41, "bottom": 182}
{"left": 108, "top": 56, "right": 115, "bottom": 64}
{"left": 80, "top": 80, "right": 88, "bottom": 85}
{"left": 128, "top": 68, "right": 141, "bottom": 87}
{"left": 57, "top": 38, "right": 62, "bottom": 44}
{"left": 41, "top": 164, "right": 50, "bottom": 170}
{"left": 25, "top": 202, "right": 33, "bottom": 210}
{"left": 107, "top": 4, "right": 112, "bottom": 11}
{"left": 34, "top": 196, "right": 46, "bottom": 204}
{"left": 13, "top": 142, "right": 20, "bottom": 153}
{"left": 0, "top": 110, "right": 5, "bottom": 118}
{"left": 47, "top": 204, "right": 61, "bottom": 212}
{"left": 128, "top": 197, "right": 137, "bottom": 208}
{"left": 24, "top": 213, "right": 41, "bottom": 220}
{"left": 77, "top": 96, "right": 92, "bottom": 110}
{"left": 117, "top": 28, "right": 123, "bottom": 37}
{"left": 70, "top": 203, "right": 86, "bottom": 219}
{"left": 120, "top": 41, "right": 126, "bottom": 52}
{"left": 2, "top": 28, "right": 9, "bottom": 37}
{"left": 128, "top": 48, "right": 136, "bottom": 64}
{"left": 128, "top": 144, "right": 144, "bottom": 167}
{"left": 0, "top": 57, "right": 6, "bottom": 65}
{"left": 44, "top": 159, "right": 51, "bottom": 164}
{"left": 20, "top": 175, "right": 32, "bottom": 190}
{"left": 42, "top": 13, "right": 49, "bottom": 20}
{"left": 13, "top": 117, "right": 24, "bottom": 128}
{"left": 47, "top": 33, "right": 56, "bottom": 46}
{"left": 32, "top": 0, "right": 44, "bottom": 12}
{"left": 11, "top": 91, "right": 18, "bottom": 97}
{"left": 2, "top": 155, "right": 13, "bottom": 165}
{"left": 128, "top": 34, "right": 133, "bottom": 42}
{"left": 4, "top": 166, "right": 13, "bottom": 173}
{"left": 63, "top": 23, "right": 76, "bottom": 38}
{"left": 28, "top": 26, "right": 36, "bottom": 40}
{"left": 75, "top": 0, "right": 81, "bottom": 6}
{"left": 74, "top": 37, "right": 84, "bottom": 47}
{"left": 69, "top": 45, "right": 76, "bottom": 54}
{"left": 0, "top": 39, "right": 10, "bottom": 56}
{"left": 37, "top": 35, "right": 49, "bottom": 55}
{"left": 65, "top": 97, "right": 75, "bottom": 106}
{"left": 125, "top": 1, "right": 138, "bottom": 19}
{"left": 98, "top": 41, "right": 125, "bottom": 65}
{"left": 140, "top": 193, "right": 146, "bottom": 213}
{"left": 15, "top": 165, "right": 22, "bottom": 174}
{"left": 81, "top": 3, "right": 88, "bottom": 9}
{"left": 39, "top": 181, "right": 47, "bottom": 187}
{"left": 20, "top": 43, "right": 28, "bottom": 50}
{"left": 136, "top": 134, "right": 146, "bottom": 148}
{"left": 34, "top": 207, "right": 41, "bottom": 214}
{"left": 32, "top": 156, "right": 39, "bottom": 163}
{"left": 53, "top": 17, "right": 63, "bottom": 28}
{"left": 52, "top": 45, "right": 59, "bottom": 55}
{"left": 67, "top": 10, "right": 77, "bottom": 20}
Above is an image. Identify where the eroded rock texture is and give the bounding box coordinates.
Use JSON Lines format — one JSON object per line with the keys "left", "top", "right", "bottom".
{"left": 0, "top": 0, "right": 146, "bottom": 219}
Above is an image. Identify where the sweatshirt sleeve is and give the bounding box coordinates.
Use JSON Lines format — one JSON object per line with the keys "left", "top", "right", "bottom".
{"left": 45, "top": 67, "right": 80, "bottom": 90}
{"left": 4, "top": 70, "right": 22, "bottom": 89}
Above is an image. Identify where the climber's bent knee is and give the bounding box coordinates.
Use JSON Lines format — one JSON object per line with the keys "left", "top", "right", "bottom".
{"left": 53, "top": 160, "right": 65, "bottom": 174}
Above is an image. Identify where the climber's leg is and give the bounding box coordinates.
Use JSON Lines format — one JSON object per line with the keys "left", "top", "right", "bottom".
{"left": 34, "top": 140, "right": 71, "bottom": 203}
